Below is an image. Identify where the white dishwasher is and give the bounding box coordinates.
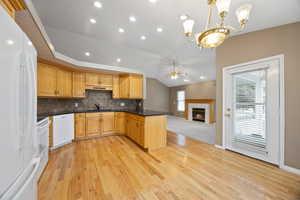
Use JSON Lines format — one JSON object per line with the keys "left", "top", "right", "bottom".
{"left": 52, "top": 114, "right": 74, "bottom": 149}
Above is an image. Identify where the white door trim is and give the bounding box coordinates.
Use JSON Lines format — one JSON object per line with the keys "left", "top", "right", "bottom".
{"left": 221, "top": 55, "right": 285, "bottom": 168}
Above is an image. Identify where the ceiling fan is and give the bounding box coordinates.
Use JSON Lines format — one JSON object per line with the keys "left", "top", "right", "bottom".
{"left": 169, "top": 61, "right": 187, "bottom": 80}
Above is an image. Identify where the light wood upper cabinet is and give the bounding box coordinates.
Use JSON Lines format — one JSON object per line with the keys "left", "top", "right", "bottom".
{"left": 86, "top": 73, "right": 112, "bottom": 90}
{"left": 112, "top": 75, "right": 120, "bottom": 99}
{"left": 38, "top": 63, "right": 58, "bottom": 97}
{"left": 130, "top": 75, "right": 143, "bottom": 99}
{"left": 86, "top": 113, "right": 102, "bottom": 137}
{"left": 102, "top": 112, "right": 115, "bottom": 135}
{"left": 119, "top": 74, "right": 143, "bottom": 99}
{"left": 73, "top": 72, "right": 86, "bottom": 98}
{"left": 0, "top": 0, "right": 26, "bottom": 19}
{"left": 99, "top": 74, "right": 113, "bottom": 89}
{"left": 85, "top": 73, "right": 99, "bottom": 87}
{"left": 38, "top": 62, "right": 73, "bottom": 98}
{"left": 56, "top": 69, "right": 72, "bottom": 97}
{"left": 75, "top": 113, "right": 86, "bottom": 139}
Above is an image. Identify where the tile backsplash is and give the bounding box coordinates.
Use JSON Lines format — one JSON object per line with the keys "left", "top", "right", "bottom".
{"left": 38, "top": 90, "right": 141, "bottom": 115}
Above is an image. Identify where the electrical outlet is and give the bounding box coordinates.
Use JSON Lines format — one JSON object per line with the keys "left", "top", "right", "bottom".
{"left": 74, "top": 102, "right": 79, "bottom": 108}
{"left": 120, "top": 102, "right": 125, "bottom": 107}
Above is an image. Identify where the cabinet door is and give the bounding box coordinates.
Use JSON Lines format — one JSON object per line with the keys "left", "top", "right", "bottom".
{"left": 73, "top": 72, "right": 86, "bottom": 98}
{"left": 119, "top": 76, "right": 130, "bottom": 98}
{"left": 57, "top": 69, "right": 72, "bottom": 97}
{"left": 75, "top": 113, "right": 86, "bottom": 139}
{"left": 115, "top": 112, "right": 125, "bottom": 134}
{"left": 37, "top": 63, "right": 57, "bottom": 97}
{"left": 137, "top": 121, "right": 145, "bottom": 147}
{"left": 86, "top": 114, "right": 102, "bottom": 137}
{"left": 112, "top": 75, "right": 120, "bottom": 99}
{"left": 130, "top": 75, "right": 143, "bottom": 99}
{"left": 99, "top": 74, "right": 113, "bottom": 89}
{"left": 102, "top": 112, "right": 115, "bottom": 135}
{"left": 86, "top": 73, "right": 99, "bottom": 87}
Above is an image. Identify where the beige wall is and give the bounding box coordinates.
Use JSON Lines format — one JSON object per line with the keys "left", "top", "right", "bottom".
{"left": 216, "top": 22, "right": 300, "bottom": 169}
{"left": 144, "top": 78, "right": 170, "bottom": 112}
{"left": 170, "top": 80, "right": 216, "bottom": 117}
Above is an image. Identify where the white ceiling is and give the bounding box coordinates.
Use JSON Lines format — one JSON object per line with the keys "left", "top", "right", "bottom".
{"left": 31, "top": 0, "right": 300, "bottom": 87}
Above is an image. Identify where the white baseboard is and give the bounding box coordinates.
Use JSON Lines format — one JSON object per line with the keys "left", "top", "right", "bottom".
{"left": 214, "top": 144, "right": 225, "bottom": 150}
{"left": 281, "top": 165, "right": 300, "bottom": 175}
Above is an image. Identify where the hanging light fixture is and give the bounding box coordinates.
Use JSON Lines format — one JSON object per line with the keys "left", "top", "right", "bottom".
{"left": 182, "top": 0, "right": 252, "bottom": 48}
{"left": 170, "top": 61, "right": 182, "bottom": 80}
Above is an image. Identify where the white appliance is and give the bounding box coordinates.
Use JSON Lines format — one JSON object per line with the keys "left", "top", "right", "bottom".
{"left": 52, "top": 114, "right": 74, "bottom": 149}
{"left": 36, "top": 118, "right": 49, "bottom": 180}
{"left": 0, "top": 5, "right": 39, "bottom": 200}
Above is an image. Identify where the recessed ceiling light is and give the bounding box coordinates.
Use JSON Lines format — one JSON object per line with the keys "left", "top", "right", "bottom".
{"left": 118, "top": 28, "right": 125, "bottom": 33}
{"left": 85, "top": 52, "right": 91, "bottom": 56}
{"left": 149, "top": 0, "right": 157, "bottom": 3}
{"left": 156, "top": 27, "right": 163, "bottom": 32}
{"left": 180, "top": 15, "right": 188, "bottom": 20}
{"left": 94, "top": 1, "right": 102, "bottom": 8}
{"left": 200, "top": 76, "right": 206, "bottom": 80}
{"left": 129, "top": 16, "right": 136, "bottom": 22}
{"left": 90, "top": 18, "right": 97, "bottom": 24}
{"left": 117, "top": 58, "right": 121, "bottom": 63}
{"left": 140, "top": 35, "right": 147, "bottom": 40}
{"left": 184, "top": 79, "right": 190, "bottom": 82}
{"left": 6, "top": 39, "right": 14, "bottom": 45}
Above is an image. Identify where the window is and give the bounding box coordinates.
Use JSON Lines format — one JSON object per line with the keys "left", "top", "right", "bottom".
{"left": 177, "top": 90, "right": 185, "bottom": 112}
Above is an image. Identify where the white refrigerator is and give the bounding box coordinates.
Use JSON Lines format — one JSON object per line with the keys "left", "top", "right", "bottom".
{"left": 0, "top": 5, "right": 39, "bottom": 200}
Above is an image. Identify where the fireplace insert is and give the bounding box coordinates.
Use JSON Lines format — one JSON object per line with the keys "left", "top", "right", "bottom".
{"left": 192, "top": 108, "right": 205, "bottom": 122}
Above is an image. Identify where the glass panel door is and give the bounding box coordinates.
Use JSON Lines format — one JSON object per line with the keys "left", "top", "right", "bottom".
{"left": 232, "top": 69, "right": 267, "bottom": 153}
{"left": 224, "top": 57, "right": 281, "bottom": 165}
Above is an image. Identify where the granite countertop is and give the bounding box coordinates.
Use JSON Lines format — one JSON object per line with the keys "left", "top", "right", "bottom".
{"left": 37, "top": 109, "right": 168, "bottom": 122}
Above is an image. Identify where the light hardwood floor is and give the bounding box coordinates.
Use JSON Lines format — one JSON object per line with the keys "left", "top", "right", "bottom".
{"left": 39, "top": 132, "right": 300, "bottom": 200}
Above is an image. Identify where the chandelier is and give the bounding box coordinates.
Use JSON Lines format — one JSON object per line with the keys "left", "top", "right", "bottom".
{"left": 183, "top": 0, "right": 252, "bottom": 48}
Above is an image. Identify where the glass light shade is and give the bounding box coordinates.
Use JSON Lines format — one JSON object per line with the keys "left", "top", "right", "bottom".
{"left": 197, "top": 28, "right": 230, "bottom": 48}
{"left": 183, "top": 19, "right": 195, "bottom": 37}
{"left": 236, "top": 4, "right": 253, "bottom": 25}
{"left": 216, "top": 0, "right": 231, "bottom": 16}
{"left": 171, "top": 72, "right": 179, "bottom": 80}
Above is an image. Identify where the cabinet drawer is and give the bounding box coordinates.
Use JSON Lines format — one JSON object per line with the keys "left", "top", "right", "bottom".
{"left": 86, "top": 112, "right": 102, "bottom": 117}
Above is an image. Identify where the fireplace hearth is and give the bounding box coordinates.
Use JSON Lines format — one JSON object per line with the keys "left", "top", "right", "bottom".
{"left": 192, "top": 108, "right": 205, "bottom": 122}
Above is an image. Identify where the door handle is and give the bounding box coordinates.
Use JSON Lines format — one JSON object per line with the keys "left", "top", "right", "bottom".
{"left": 225, "top": 114, "right": 231, "bottom": 118}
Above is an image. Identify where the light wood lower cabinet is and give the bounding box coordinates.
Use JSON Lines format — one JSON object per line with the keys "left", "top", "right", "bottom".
{"left": 86, "top": 113, "right": 102, "bottom": 137}
{"left": 75, "top": 113, "right": 86, "bottom": 139}
{"left": 115, "top": 112, "right": 125, "bottom": 134}
{"left": 73, "top": 112, "right": 167, "bottom": 150}
{"left": 102, "top": 112, "right": 115, "bottom": 135}
{"left": 126, "top": 114, "right": 166, "bottom": 150}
